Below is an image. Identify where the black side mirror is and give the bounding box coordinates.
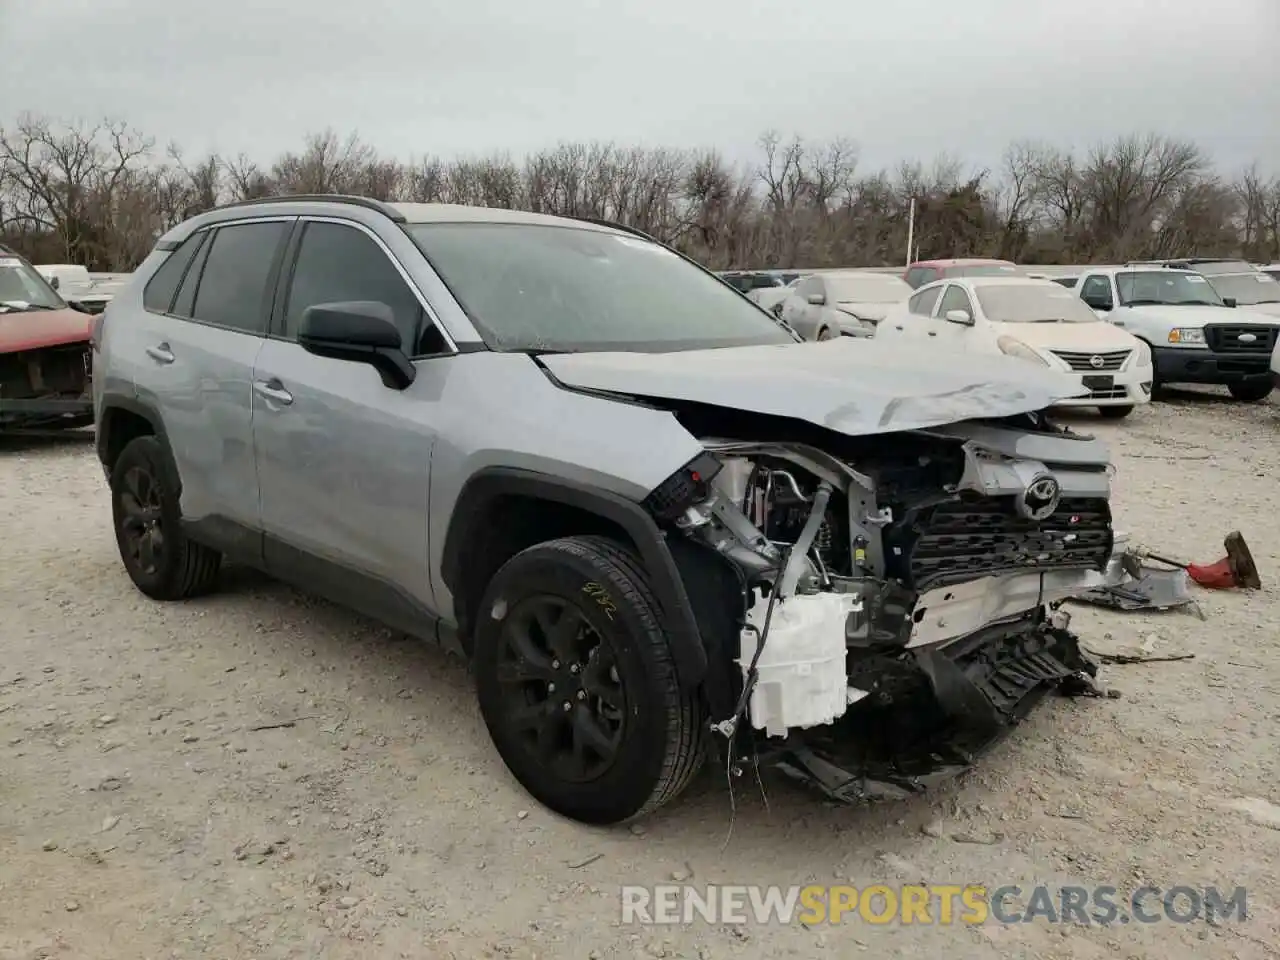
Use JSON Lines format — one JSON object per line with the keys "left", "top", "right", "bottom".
{"left": 48, "top": 275, "right": 60, "bottom": 291}
{"left": 1084, "top": 297, "right": 1112, "bottom": 311}
{"left": 297, "top": 301, "right": 416, "bottom": 390}
{"left": 67, "top": 299, "right": 91, "bottom": 314}
{"left": 1223, "top": 297, "right": 1237, "bottom": 308}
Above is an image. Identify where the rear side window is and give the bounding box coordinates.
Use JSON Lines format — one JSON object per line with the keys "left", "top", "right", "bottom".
{"left": 189, "top": 221, "right": 288, "bottom": 335}
{"left": 283, "top": 221, "right": 445, "bottom": 356}
{"left": 908, "top": 286, "right": 941, "bottom": 316}
{"left": 143, "top": 232, "right": 207, "bottom": 314}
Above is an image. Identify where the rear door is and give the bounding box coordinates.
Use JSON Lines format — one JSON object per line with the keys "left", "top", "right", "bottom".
{"left": 251, "top": 217, "right": 455, "bottom": 631}
{"left": 133, "top": 217, "right": 291, "bottom": 545}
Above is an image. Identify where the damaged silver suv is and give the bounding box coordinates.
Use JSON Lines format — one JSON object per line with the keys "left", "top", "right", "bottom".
{"left": 93, "top": 196, "right": 1116, "bottom": 824}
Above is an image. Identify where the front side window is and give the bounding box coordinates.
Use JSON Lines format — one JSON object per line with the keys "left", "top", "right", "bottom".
{"left": 0, "top": 253, "right": 65, "bottom": 311}
{"left": 405, "top": 223, "right": 797, "bottom": 353}
{"left": 908, "top": 286, "right": 942, "bottom": 316}
{"left": 284, "top": 221, "right": 445, "bottom": 356}
{"left": 937, "top": 284, "right": 974, "bottom": 317}
{"left": 190, "top": 221, "right": 289, "bottom": 334}
{"left": 1080, "top": 276, "right": 1113, "bottom": 309}
{"left": 1115, "top": 270, "right": 1224, "bottom": 307}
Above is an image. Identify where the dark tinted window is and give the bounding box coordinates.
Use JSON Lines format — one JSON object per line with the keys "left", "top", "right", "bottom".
{"left": 284, "top": 221, "right": 444, "bottom": 356}
{"left": 143, "top": 232, "right": 207, "bottom": 313}
{"left": 904, "top": 267, "right": 925, "bottom": 288}
{"left": 172, "top": 236, "right": 212, "bottom": 319}
{"left": 189, "top": 221, "right": 287, "bottom": 334}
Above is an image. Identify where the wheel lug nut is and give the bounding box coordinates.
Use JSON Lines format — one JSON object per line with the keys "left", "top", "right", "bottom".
{"left": 576, "top": 690, "right": 586, "bottom": 701}
{"left": 569, "top": 664, "right": 580, "bottom": 674}
{"left": 551, "top": 660, "right": 561, "bottom": 669}
{"left": 562, "top": 701, "right": 572, "bottom": 712}
{"left": 547, "top": 683, "right": 556, "bottom": 693}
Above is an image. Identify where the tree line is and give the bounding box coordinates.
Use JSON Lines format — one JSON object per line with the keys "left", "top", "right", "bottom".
{"left": 2, "top": 112, "right": 1278, "bottom": 273}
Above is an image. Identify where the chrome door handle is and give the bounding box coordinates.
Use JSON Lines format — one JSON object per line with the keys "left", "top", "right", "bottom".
{"left": 145, "top": 343, "right": 175, "bottom": 364}
{"left": 253, "top": 379, "right": 294, "bottom": 406}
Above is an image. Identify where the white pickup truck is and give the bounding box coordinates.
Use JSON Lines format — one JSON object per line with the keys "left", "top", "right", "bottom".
{"left": 1062, "top": 265, "right": 1280, "bottom": 402}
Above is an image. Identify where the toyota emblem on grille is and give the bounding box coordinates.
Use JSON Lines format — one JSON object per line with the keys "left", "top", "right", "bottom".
{"left": 1089, "top": 355, "right": 1105, "bottom": 368}
{"left": 1016, "top": 474, "right": 1061, "bottom": 521}
{"left": 1238, "top": 333, "right": 1257, "bottom": 343}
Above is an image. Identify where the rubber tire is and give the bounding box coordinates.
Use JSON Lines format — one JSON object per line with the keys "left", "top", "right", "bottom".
{"left": 110, "top": 435, "right": 222, "bottom": 601}
{"left": 1227, "top": 380, "right": 1273, "bottom": 403}
{"left": 473, "top": 535, "right": 705, "bottom": 825}
{"left": 1097, "top": 405, "right": 1134, "bottom": 419}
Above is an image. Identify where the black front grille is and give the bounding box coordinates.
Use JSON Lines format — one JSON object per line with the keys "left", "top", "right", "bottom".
{"left": 1087, "top": 386, "right": 1129, "bottom": 400}
{"left": 887, "top": 496, "right": 1112, "bottom": 590}
{"left": 1051, "top": 349, "right": 1131, "bottom": 372}
{"left": 1204, "top": 324, "right": 1278, "bottom": 353}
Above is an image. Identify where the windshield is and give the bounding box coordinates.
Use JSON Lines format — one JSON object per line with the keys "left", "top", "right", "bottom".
{"left": 0, "top": 255, "right": 66, "bottom": 310}
{"left": 1116, "top": 271, "right": 1224, "bottom": 307}
{"left": 826, "top": 274, "right": 911, "bottom": 302}
{"left": 405, "top": 223, "right": 798, "bottom": 352}
{"left": 975, "top": 284, "right": 1100, "bottom": 323}
{"left": 1206, "top": 272, "right": 1280, "bottom": 305}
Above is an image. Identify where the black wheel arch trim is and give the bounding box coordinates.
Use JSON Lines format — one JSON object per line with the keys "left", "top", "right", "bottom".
{"left": 441, "top": 467, "right": 709, "bottom": 688}
{"left": 97, "top": 395, "right": 170, "bottom": 474}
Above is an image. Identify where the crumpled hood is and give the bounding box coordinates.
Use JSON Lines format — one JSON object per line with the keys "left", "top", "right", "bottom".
{"left": 996, "top": 319, "right": 1139, "bottom": 352}
{"left": 0, "top": 307, "right": 92, "bottom": 354}
{"left": 540, "top": 338, "right": 1089, "bottom": 436}
{"left": 835, "top": 301, "right": 897, "bottom": 324}
{"left": 1120, "top": 304, "right": 1280, "bottom": 329}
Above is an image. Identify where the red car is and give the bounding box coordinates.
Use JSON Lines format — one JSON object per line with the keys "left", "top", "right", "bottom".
{"left": 903, "top": 258, "right": 1021, "bottom": 289}
{"left": 0, "top": 245, "right": 96, "bottom": 431}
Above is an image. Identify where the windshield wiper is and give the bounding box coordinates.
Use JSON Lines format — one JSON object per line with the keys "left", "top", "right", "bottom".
{"left": 0, "top": 302, "right": 56, "bottom": 312}
{"left": 1172, "top": 300, "right": 1221, "bottom": 307}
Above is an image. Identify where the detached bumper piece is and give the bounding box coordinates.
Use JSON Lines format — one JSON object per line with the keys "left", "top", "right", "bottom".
{"left": 765, "top": 616, "right": 1099, "bottom": 803}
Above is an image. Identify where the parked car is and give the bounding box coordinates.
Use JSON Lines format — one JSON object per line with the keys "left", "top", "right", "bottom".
{"left": 719, "top": 271, "right": 783, "bottom": 295}
{"left": 35, "top": 263, "right": 123, "bottom": 314}
{"left": 876, "top": 276, "right": 1152, "bottom": 418}
{"left": 1124, "top": 258, "right": 1255, "bottom": 276}
{"left": 1, "top": 245, "right": 96, "bottom": 431}
{"left": 749, "top": 276, "right": 803, "bottom": 316}
{"left": 902, "top": 258, "right": 1021, "bottom": 289}
{"left": 1261, "top": 264, "right": 1280, "bottom": 282}
{"left": 1072, "top": 266, "right": 1279, "bottom": 402}
{"left": 1051, "top": 276, "right": 1079, "bottom": 289}
{"left": 780, "top": 271, "right": 911, "bottom": 339}
{"left": 93, "top": 195, "right": 1116, "bottom": 824}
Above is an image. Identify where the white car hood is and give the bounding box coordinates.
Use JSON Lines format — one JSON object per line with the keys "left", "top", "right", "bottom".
{"left": 540, "top": 338, "right": 1089, "bottom": 437}
{"left": 995, "top": 320, "right": 1139, "bottom": 352}
{"left": 1237, "top": 302, "right": 1280, "bottom": 318}
{"left": 1120, "top": 304, "right": 1280, "bottom": 328}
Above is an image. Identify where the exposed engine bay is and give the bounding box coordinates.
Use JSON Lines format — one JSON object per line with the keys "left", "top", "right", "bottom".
{"left": 644, "top": 411, "right": 1115, "bottom": 802}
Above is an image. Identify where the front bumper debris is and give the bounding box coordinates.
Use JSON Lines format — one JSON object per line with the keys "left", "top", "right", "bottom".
{"left": 760, "top": 614, "right": 1101, "bottom": 802}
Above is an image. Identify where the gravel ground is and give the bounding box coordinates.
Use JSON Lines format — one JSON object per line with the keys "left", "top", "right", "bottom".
{"left": 2, "top": 390, "right": 1279, "bottom": 960}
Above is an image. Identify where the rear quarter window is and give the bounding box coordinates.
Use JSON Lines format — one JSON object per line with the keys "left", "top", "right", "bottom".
{"left": 142, "top": 232, "right": 208, "bottom": 314}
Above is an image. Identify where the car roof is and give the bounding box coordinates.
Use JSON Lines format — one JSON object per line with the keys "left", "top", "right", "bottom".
{"left": 910, "top": 258, "right": 1016, "bottom": 268}
{"left": 157, "top": 195, "right": 633, "bottom": 248}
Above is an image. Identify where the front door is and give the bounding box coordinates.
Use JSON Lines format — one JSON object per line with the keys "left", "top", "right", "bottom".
{"left": 251, "top": 217, "right": 454, "bottom": 637}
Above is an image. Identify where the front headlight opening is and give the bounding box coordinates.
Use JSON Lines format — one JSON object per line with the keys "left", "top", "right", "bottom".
{"left": 997, "top": 335, "right": 1049, "bottom": 366}
{"left": 1134, "top": 340, "right": 1152, "bottom": 366}
{"left": 1168, "top": 328, "right": 1206, "bottom": 345}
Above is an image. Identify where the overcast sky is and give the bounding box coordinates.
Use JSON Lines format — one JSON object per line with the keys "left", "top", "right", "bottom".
{"left": 2, "top": 0, "right": 1278, "bottom": 176}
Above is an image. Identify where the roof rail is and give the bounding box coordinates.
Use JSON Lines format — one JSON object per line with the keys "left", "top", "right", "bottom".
{"left": 211, "top": 194, "right": 406, "bottom": 223}
{"left": 571, "top": 216, "right": 661, "bottom": 243}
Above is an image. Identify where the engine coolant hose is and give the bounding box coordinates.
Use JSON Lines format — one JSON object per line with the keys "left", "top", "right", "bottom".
{"left": 776, "top": 481, "right": 833, "bottom": 597}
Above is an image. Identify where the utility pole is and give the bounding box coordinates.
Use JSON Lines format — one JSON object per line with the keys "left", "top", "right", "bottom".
{"left": 905, "top": 197, "right": 916, "bottom": 267}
